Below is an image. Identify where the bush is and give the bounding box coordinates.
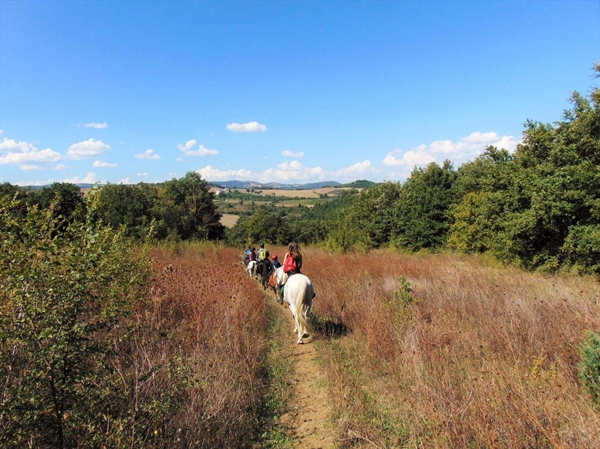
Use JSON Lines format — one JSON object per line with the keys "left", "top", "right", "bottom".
{"left": 579, "top": 330, "right": 600, "bottom": 409}
{"left": 0, "top": 195, "right": 151, "bottom": 448}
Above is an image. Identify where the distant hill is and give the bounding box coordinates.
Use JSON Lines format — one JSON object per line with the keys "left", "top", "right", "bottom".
{"left": 339, "top": 179, "right": 378, "bottom": 189}
{"left": 210, "top": 180, "right": 342, "bottom": 190}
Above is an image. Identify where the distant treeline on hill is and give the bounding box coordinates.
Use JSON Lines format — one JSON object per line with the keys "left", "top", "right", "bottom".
{"left": 208, "top": 179, "right": 377, "bottom": 190}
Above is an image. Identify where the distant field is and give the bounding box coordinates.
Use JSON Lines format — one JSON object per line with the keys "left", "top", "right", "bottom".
{"left": 231, "top": 187, "right": 356, "bottom": 198}
{"left": 220, "top": 213, "right": 240, "bottom": 228}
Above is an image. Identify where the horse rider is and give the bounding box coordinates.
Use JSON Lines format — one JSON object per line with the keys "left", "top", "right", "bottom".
{"left": 257, "top": 242, "right": 270, "bottom": 262}
{"left": 243, "top": 246, "right": 251, "bottom": 265}
{"left": 283, "top": 242, "right": 302, "bottom": 276}
{"left": 268, "top": 254, "right": 281, "bottom": 277}
{"left": 278, "top": 242, "right": 303, "bottom": 301}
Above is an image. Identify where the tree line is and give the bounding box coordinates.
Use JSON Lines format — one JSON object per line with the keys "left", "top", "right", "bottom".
{"left": 1, "top": 171, "right": 225, "bottom": 242}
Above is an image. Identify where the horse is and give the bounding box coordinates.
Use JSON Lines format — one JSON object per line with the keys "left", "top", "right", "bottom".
{"left": 272, "top": 266, "right": 288, "bottom": 304}
{"left": 283, "top": 273, "right": 315, "bottom": 344}
{"left": 246, "top": 260, "right": 257, "bottom": 277}
{"left": 268, "top": 268, "right": 283, "bottom": 303}
{"left": 256, "top": 259, "right": 271, "bottom": 289}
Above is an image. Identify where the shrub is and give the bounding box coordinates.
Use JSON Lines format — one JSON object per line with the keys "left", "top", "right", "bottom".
{"left": 0, "top": 196, "right": 151, "bottom": 448}
{"left": 579, "top": 330, "right": 600, "bottom": 409}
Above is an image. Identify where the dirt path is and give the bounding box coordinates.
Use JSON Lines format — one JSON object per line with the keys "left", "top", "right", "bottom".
{"left": 271, "top": 298, "right": 337, "bottom": 449}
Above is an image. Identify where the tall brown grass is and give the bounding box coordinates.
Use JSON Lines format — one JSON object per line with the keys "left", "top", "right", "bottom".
{"left": 292, "top": 247, "right": 600, "bottom": 448}
{"left": 135, "top": 243, "right": 269, "bottom": 447}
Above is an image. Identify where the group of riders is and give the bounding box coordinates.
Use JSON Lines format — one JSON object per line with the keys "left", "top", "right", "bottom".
{"left": 243, "top": 241, "right": 303, "bottom": 302}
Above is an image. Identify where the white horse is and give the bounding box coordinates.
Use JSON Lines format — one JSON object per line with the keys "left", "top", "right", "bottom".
{"left": 247, "top": 260, "right": 257, "bottom": 277}
{"left": 274, "top": 266, "right": 288, "bottom": 303}
{"left": 283, "top": 273, "right": 315, "bottom": 344}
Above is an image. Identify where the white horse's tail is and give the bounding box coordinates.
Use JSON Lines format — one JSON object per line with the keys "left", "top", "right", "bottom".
{"left": 294, "top": 295, "right": 310, "bottom": 335}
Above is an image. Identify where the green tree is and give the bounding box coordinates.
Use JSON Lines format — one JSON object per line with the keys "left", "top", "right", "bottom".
{"left": 393, "top": 161, "right": 457, "bottom": 251}
{"left": 0, "top": 195, "right": 151, "bottom": 448}
{"left": 91, "top": 183, "right": 156, "bottom": 239}
{"left": 448, "top": 64, "right": 600, "bottom": 275}
{"left": 227, "top": 206, "right": 291, "bottom": 246}
{"left": 161, "top": 172, "right": 225, "bottom": 240}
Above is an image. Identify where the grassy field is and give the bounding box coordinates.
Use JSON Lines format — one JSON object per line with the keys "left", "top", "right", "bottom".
{"left": 299, "top": 248, "right": 600, "bottom": 448}
{"left": 7, "top": 240, "right": 598, "bottom": 447}
{"left": 146, "top": 244, "right": 600, "bottom": 447}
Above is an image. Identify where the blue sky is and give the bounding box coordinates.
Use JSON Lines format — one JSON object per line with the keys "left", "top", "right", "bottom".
{"left": 1, "top": 0, "right": 599, "bottom": 186}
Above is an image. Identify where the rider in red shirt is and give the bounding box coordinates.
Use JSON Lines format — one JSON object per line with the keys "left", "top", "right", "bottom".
{"left": 283, "top": 242, "right": 302, "bottom": 276}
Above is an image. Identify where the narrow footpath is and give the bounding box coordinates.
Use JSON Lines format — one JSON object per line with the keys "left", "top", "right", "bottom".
{"left": 268, "top": 292, "right": 337, "bottom": 449}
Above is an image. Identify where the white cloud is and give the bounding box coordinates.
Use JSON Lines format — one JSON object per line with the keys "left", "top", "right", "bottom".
{"left": 135, "top": 149, "right": 161, "bottom": 160}
{"left": 21, "top": 164, "right": 42, "bottom": 170}
{"left": 261, "top": 160, "right": 325, "bottom": 182}
{"left": 178, "top": 140, "right": 218, "bottom": 156}
{"left": 226, "top": 121, "right": 267, "bottom": 133}
{"left": 67, "top": 138, "right": 111, "bottom": 160}
{"left": 137, "top": 172, "right": 148, "bottom": 177}
{"left": 84, "top": 122, "right": 108, "bottom": 129}
{"left": 93, "top": 160, "right": 118, "bottom": 168}
{"left": 63, "top": 172, "right": 98, "bottom": 184}
{"left": 15, "top": 178, "right": 55, "bottom": 187}
{"left": 383, "top": 131, "right": 520, "bottom": 170}
{"left": 333, "top": 160, "right": 377, "bottom": 181}
{"left": 282, "top": 150, "right": 304, "bottom": 158}
{"left": 118, "top": 177, "right": 130, "bottom": 185}
{"left": 196, "top": 165, "right": 255, "bottom": 181}
{"left": 54, "top": 164, "right": 70, "bottom": 170}
{"left": 0, "top": 133, "right": 62, "bottom": 164}
{"left": 383, "top": 147, "right": 436, "bottom": 167}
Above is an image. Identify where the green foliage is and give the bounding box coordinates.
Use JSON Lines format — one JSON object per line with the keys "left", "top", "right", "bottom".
{"left": 227, "top": 206, "right": 292, "bottom": 246}
{"left": 579, "top": 330, "right": 600, "bottom": 410}
{"left": 0, "top": 195, "right": 153, "bottom": 448}
{"left": 89, "top": 183, "right": 157, "bottom": 239}
{"left": 448, "top": 68, "right": 600, "bottom": 276}
{"left": 385, "top": 277, "right": 416, "bottom": 329}
{"left": 161, "top": 172, "right": 225, "bottom": 240}
{"left": 30, "top": 182, "right": 87, "bottom": 225}
{"left": 561, "top": 225, "right": 600, "bottom": 276}
{"left": 324, "top": 184, "right": 402, "bottom": 252}
{"left": 393, "top": 161, "right": 457, "bottom": 251}
{"left": 88, "top": 172, "right": 225, "bottom": 241}
{"left": 324, "top": 206, "right": 367, "bottom": 253}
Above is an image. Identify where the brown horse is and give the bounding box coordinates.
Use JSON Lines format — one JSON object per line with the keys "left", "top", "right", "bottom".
{"left": 268, "top": 270, "right": 282, "bottom": 303}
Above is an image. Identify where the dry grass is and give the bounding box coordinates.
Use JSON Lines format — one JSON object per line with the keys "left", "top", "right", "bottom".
{"left": 295, "top": 248, "right": 600, "bottom": 448}
{"left": 137, "top": 243, "right": 269, "bottom": 447}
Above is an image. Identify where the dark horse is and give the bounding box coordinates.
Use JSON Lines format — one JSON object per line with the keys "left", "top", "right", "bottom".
{"left": 256, "top": 259, "right": 271, "bottom": 290}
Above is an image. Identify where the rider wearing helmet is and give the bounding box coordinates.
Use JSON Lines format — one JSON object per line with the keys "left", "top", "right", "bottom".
{"left": 268, "top": 254, "right": 281, "bottom": 277}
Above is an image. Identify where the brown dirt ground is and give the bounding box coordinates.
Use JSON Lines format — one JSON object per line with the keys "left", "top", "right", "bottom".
{"left": 272, "top": 297, "right": 337, "bottom": 449}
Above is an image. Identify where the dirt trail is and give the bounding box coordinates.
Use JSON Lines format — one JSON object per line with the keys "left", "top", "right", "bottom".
{"left": 273, "top": 299, "right": 337, "bottom": 449}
